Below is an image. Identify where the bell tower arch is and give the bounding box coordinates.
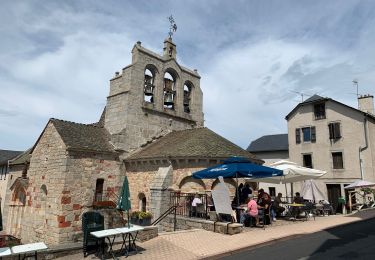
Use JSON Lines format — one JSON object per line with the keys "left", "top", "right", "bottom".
{"left": 104, "top": 38, "right": 204, "bottom": 156}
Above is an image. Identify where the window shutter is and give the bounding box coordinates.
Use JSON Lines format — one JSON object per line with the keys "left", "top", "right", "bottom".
{"left": 311, "top": 126, "right": 316, "bottom": 142}
{"left": 334, "top": 123, "right": 341, "bottom": 138}
{"left": 328, "top": 123, "right": 334, "bottom": 139}
{"left": 296, "top": 128, "right": 301, "bottom": 144}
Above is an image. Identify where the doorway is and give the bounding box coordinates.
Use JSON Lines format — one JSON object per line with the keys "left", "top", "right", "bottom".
{"left": 326, "top": 184, "right": 341, "bottom": 213}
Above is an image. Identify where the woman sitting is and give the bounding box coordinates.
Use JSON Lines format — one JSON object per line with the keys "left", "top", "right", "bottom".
{"left": 240, "top": 194, "right": 259, "bottom": 226}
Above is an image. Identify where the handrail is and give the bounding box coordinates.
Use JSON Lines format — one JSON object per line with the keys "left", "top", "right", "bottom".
{"left": 151, "top": 205, "right": 179, "bottom": 229}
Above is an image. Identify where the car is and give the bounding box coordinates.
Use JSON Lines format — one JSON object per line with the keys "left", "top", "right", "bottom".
{"left": 0, "top": 233, "right": 21, "bottom": 247}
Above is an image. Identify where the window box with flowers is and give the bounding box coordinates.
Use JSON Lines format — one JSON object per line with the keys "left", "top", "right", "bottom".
{"left": 130, "top": 211, "right": 153, "bottom": 226}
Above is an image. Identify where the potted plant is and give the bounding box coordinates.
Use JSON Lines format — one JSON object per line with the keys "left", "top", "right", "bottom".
{"left": 138, "top": 211, "right": 153, "bottom": 226}
{"left": 130, "top": 211, "right": 141, "bottom": 225}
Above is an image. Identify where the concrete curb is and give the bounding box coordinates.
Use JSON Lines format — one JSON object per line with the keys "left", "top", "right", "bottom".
{"left": 200, "top": 210, "right": 375, "bottom": 260}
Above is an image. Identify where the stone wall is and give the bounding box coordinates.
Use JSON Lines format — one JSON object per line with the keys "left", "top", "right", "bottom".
{"left": 160, "top": 215, "right": 242, "bottom": 235}
{"left": 19, "top": 122, "right": 68, "bottom": 245}
{"left": 104, "top": 41, "right": 204, "bottom": 154}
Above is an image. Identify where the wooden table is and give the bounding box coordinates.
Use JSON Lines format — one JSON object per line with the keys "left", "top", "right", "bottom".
{"left": 11, "top": 242, "right": 48, "bottom": 260}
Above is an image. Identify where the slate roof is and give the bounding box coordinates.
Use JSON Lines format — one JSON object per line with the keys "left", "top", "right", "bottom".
{"left": 247, "top": 134, "right": 289, "bottom": 152}
{"left": 126, "top": 127, "right": 260, "bottom": 162}
{"left": 50, "top": 119, "right": 116, "bottom": 153}
{"left": 0, "top": 149, "right": 23, "bottom": 165}
{"left": 8, "top": 148, "right": 31, "bottom": 165}
{"left": 286, "top": 94, "right": 375, "bottom": 120}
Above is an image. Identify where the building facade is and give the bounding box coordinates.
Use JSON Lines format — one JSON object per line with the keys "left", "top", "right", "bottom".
{"left": 286, "top": 94, "right": 375, "bottom": 212}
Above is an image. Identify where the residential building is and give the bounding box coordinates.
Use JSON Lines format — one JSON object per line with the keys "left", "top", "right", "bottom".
{"left": 247, "top": 134, "right": 289, "bottom": 197}
{"left": 286, "top": 94, "right": 375, "bottom": 212}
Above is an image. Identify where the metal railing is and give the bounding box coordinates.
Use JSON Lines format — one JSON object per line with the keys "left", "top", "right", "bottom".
{"left": 169, "top": 191, "right": 209, "bottom": 219}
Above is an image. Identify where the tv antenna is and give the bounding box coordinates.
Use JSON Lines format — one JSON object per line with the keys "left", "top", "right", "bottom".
{"left": 352, "top": 79, "right": 359, "bottom": 107}
{"left": 290, "top": 90, "right": 312, "bottom": 102}
{"left": 168, "top": 15, "right": 177, "bottom": 38}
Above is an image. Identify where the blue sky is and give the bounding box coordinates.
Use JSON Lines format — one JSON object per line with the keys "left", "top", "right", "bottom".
{"left": 1, "top": 0, "right": 375, "bottom": 151}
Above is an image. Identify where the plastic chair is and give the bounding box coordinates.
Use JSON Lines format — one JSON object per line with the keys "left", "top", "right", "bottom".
{"left": 82, "top": 211, "right": 105, "bottom": 257}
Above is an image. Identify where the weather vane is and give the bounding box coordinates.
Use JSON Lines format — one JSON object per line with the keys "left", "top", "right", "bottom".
{"left": 168, "top": 15, "right": 177, "bottom": 38}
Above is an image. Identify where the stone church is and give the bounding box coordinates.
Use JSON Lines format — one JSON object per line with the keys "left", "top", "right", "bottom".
{"left": 3, "top": 37, "right": 260, "bottom": 245}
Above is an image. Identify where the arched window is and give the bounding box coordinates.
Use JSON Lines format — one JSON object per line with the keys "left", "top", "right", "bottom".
{"left": 144, "top": 68, "right": 155, "bottom": 103}
{"left": 183, "top": 82, "right": 193, "bottom": 113}
{"left": 163, "top": 71, "right": 176, "bottom": 109}
{"left": 40, "top": 184, "right": 47, "bottom": 201}
{"left": 138, "top": 193, "right": 147, "bottom": 212}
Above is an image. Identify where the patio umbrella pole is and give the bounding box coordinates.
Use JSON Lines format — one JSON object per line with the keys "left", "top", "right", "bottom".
{"left": 236, "top": 172, "right": 240, "bottom": 223}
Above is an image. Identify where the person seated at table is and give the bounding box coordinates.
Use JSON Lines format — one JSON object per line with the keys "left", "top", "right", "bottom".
{"left": 240, "top": 194, "right": 258, "bottom": 226}
{"left": 191, "top": 193, "right": 202, "bottom": 217}
{"left": 292, "top": 192, "right": 304, "bottom": 218}
{"left": 237, "top": 183, "right": 244, "bottom": 203}
{"left": 273, "top": 192, "right": 286, "bottom": 218}
{"left": 257, "top": 189, "right": 272, "bottom": 224}
{"left": 293, "top": 192, "right": 304, "bottom": 204}
{"left": 241, "top": 183, "right": 252, "bottom": 204}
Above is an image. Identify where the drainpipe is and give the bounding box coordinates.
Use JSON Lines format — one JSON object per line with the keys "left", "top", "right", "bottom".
{"left": 359, "top": 117, "right": 368, "bottom": 180}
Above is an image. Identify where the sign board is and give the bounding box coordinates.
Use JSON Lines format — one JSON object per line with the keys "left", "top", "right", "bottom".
{"left": 211, "top": 176, "right": 232, "bottom": 215}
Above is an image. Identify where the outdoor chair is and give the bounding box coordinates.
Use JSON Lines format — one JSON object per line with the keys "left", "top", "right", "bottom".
{"left": 258, "top": 206, "right": 272, "bottom": 229}
{"left": 302, "top": 202, "right": 316, "bottom": 221}
{"left": 322, "top": 203, "right": 334, "bottom": 215}
{"left": 82, "top": 211, "right": 105, "bottom": 257}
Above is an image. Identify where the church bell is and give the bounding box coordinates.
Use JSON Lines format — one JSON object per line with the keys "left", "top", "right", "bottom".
{"left": 164, "top": 92, "right": 174, "bottom": 105}
{"left": 144, "top": 75, "right": 154, "bottom": 96}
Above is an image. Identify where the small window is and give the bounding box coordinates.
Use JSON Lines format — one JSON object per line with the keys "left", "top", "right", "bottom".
{"left": 95, "top": 179, "right": 104, "bottom": 202}
{"left": 301, "top": 126, "right": 316, "bottom": 143}
{"left": 268, "top": 187, "right": 276, "bottom": 197}
{"left": 329, "top": 122, "right": 341, "bottom": 140}
{"left": 303, "top": 154, "right": 313, "bottom": 168}
{"left": 332, "top": 152, "right": 344, "bottom": 169}
{"left": 314, "top": 103, "right": 326, "bottom": 120}
{"left": 295, "top": 128, "right": 301, "bottom": 144}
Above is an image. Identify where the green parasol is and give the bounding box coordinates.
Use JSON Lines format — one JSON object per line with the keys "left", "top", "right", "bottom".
{"left": 117, "top": 175, "right": 132, "bottom": 227}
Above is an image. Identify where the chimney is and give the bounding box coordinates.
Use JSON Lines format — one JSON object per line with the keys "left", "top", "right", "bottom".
{"left": 358, "top": 94, "right": 374, "bottom": 115}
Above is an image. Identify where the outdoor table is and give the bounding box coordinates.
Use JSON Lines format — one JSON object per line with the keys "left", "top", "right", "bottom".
{"left": 116, "top": 225, "right": 144, "bottom": 256}
{"left": 11, "top": 242, "right": 48, "bottom": 260}
{"left": 90, "top": 228, "right": 123, "bottom": 260}
{"left": 0, "top": 247, "right": 11, "bottom": 259}
{"left": 91, "top": 225, "right": 144, "bottom": 260}
{"left": 285, "top": 203, "right": 305, "bottom": 220}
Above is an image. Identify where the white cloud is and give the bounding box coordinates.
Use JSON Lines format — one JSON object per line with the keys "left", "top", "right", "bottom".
{"left": 1, "top": 0, "right": 375, "bottom": 151}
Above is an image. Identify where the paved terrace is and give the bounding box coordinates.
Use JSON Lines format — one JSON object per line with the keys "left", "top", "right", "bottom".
{"left": 58, "top": 209, "right": 375, "bottom": 260}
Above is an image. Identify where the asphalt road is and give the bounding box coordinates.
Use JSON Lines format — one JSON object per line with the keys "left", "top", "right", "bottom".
{"left": 220, "top": 217, "right": 375, "bottom": 260}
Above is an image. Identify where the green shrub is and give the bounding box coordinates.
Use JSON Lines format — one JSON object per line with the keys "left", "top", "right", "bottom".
{"left": 138, "top": 211, "right": 152, "bottom": 219}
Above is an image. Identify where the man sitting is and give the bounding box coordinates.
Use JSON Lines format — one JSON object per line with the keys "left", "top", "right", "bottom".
{"left": 257, "top": 189, "right": 272, "bottom": 224}
{"left": 273, "top": 192, "right": 286, "bottom": 218}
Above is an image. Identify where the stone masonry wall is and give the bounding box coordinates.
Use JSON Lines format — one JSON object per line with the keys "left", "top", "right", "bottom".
{"left": 61, "top": 151, "right": 122, "bottom": 243}
{"left": 20, "top": 122, "right": 68, "bottom": 245}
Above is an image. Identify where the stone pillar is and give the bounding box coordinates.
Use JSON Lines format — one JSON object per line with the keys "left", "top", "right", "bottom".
{"left": 150, "top": 165, "right": 173, "bottom": 220}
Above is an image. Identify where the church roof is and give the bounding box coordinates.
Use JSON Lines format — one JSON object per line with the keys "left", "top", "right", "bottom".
{"left": 126, "top": 127, "right": 261, "bottom": 163}
{"left": 8, "top": 148, "right": 31, "bottom": 166}
{"left": 247, "top": 134, "right": 288, "bottom": 152}
{"left": 0, "top": 149, "right": 23, "bottom": 165}
{"left": 50, "top": 119, "right": 116, "bottom": 153}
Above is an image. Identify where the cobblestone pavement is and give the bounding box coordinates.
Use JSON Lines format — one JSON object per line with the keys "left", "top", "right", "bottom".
{"left": 57, "top": 209, "right": 375, "bottom": 260}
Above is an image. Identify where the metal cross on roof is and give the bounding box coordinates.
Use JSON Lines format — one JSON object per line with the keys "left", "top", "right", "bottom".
{"left": 168, "top": 15, "right": 177, "bottom": 38}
